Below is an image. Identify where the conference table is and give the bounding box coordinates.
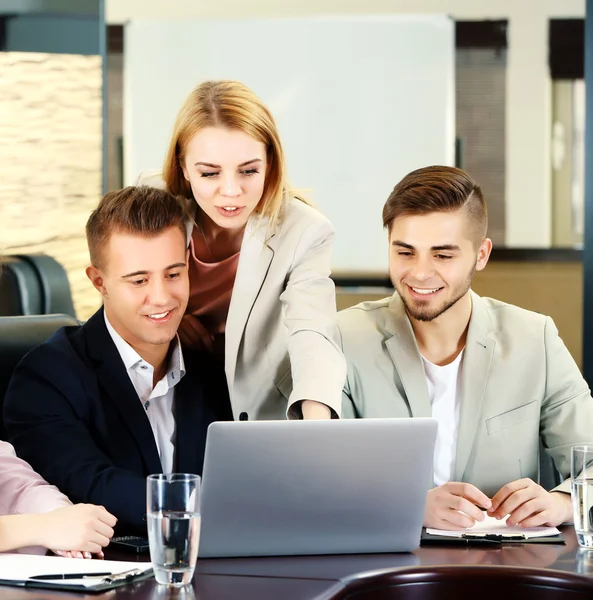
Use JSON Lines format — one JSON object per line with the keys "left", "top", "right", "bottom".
{"left": 1, "top": 526, "right": 591, "bottom": 599}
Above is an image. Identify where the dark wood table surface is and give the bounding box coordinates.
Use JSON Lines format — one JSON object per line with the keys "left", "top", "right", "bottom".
{"left": 2, "top": 526, "right": 591, "bottom": 600}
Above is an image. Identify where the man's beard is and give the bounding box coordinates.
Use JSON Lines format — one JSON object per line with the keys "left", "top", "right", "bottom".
{"left": 397, "top": 262, "right": 476, "bottom": 323}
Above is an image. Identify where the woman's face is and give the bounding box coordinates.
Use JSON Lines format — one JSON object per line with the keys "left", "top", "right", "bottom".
{"left": 181, "top": 126, "right": 267, "bottom": 232}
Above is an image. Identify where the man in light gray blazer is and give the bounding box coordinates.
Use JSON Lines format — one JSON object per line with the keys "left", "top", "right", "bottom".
{"left": 338, "top": 165, "right": 593, "bottom": 531}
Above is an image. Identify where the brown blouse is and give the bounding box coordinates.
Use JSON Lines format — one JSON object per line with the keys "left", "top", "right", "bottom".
{"left": 181, "top": 226, "right": 240, "bottom": 358}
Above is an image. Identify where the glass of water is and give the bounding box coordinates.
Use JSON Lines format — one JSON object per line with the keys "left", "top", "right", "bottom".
{"left": 571, "top": 445, "right": 593, "bottom": 548}
{"left": 147, "top": 473, "right": 201, "bottom": 587}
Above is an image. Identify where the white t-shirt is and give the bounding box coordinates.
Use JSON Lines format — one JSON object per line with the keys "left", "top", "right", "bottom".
{"left": 421, "top": 351, "right": 464, "bottom": 487}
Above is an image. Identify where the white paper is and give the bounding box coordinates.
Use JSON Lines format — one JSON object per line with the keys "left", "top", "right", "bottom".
{"left": 0, "top": 553, "right": 152, "bottom": 588}
{"left": 426, "top": 514, "right": 560, "bottom": 539}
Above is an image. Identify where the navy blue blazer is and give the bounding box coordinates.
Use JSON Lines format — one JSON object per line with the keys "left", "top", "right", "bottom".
{"left": 3, "top": 308, "right": 230, "bottom": 535}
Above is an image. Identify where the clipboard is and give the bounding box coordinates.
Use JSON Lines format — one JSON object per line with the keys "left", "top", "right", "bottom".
{"left": 421, "top": 529, "right": 565, "bottom": 546}
{"left": 420, "top": 514, "right": 565, "bottom": 547}
{"left": 0, "top": 554, "right": 153, "bottom": 594}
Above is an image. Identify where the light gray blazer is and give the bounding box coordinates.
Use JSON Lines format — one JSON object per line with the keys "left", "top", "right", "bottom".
{"left": 137, "top": 171, "right": 346, "bottom": 420}
{"left": 337, "top": 291, "right": 593, "bottom": 495}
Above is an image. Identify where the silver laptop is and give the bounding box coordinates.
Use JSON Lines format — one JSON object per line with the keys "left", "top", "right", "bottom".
{"left": 198, "top": 418, "right": 437, "bottom": 558}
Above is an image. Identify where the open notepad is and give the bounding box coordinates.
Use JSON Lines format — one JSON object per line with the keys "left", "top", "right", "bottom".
{"left": 426, "top": 514, "right": 561, "bottom": 540}
{"left": 0, "top": 553, "right": 153, "bottom": 593}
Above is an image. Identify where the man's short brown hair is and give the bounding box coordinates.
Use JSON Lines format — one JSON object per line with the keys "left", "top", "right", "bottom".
{"left": 86, "top": 186, "right": 187, "bottom": 269}
{"left": 382, "top": 166, "right": 488, "bottom": 243}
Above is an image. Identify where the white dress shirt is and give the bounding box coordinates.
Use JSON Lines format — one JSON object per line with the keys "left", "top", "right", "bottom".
{"left": 421, "top": 351, "right": 464, "bottom": 486}
{"left": 104, "top": 313, "right": 185, "bottom": 474}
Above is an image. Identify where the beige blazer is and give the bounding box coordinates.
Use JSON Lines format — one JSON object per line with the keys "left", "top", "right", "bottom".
{"left": 337, "top": 291, "right": 593, "bottom": 495}
{"left": 137, "top": 171, "right": 346, "bottom": 420}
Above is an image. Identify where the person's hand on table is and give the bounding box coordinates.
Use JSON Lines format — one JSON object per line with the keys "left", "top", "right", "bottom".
{"left": 424, "top": 482, "right": 492, "bottom": 529}
{"left": 52, "top": 549, "right": 104, "bottom": 559}
{"left": 488, "top": 478, "right": 572, "bottom": 527}
{"left": 37, "top": 504, "right": 116, "bottom": 555}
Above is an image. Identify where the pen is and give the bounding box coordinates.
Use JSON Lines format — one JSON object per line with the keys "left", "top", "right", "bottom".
{"left": 463, "top": 533, "right": 527, "bottom": 542}
{"left": 29, "top": 572, "right": 112, "bottom": 581}
{"left": 465, "top": 537, "right": 501, "bottom": 546}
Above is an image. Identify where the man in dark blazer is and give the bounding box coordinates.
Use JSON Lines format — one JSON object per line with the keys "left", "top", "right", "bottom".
{"left": 4, "top": 186, "right": 230, "bottom": 535}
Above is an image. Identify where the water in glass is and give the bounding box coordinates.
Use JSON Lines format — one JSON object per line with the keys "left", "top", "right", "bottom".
{"left": 572, "top": 479, "right": 593, "bottom": 548}
{"left": 148, "top": 510, "right": 201, "bottom": 586}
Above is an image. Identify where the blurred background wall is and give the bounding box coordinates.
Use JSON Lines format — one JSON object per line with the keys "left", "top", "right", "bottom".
{"left": 0, "top": 0, "right": 586, "bottom": 369}
{"left": 105, "top": 0, "right": 586, "bottom": 365}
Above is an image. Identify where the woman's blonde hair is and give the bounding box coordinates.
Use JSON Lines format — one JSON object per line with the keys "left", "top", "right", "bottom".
{"left": 163, "top": 80, "right": 305, "bottom": 228}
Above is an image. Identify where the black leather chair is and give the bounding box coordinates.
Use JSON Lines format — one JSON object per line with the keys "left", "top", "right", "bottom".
{"left": 0, "top": 313, "right": 79, "bottom": 439}
{"left": 330, "top": 565, "right": 593, "bottom": 599}
{"left": 0, "top": 254, "right": 76, "bottom": 318}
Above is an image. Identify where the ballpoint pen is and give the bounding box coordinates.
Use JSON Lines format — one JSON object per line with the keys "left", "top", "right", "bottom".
{"left": 29, "top": 569, "right": 146, "bottom": 583}
{"left": 463, "top": 533, "right": 527, "bottom": 542}
{"left": 29, "top": 572, "right": 112, "bottom": 581}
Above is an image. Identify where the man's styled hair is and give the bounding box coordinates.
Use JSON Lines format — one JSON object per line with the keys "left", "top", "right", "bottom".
{"left": 382, "top": 166, "right": 488, "bottom": 243}
{"left": 86, "top": 186, "right": 187, "bottom": 269}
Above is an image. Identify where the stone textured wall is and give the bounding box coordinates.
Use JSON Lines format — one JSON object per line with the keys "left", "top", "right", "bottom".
{"left": 0, "top": 52, "right": 103, "bottom": 320}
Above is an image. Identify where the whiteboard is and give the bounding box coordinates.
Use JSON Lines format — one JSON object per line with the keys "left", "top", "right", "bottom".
{"left": 124, "top": 16, "right": 455, "bottom": 273}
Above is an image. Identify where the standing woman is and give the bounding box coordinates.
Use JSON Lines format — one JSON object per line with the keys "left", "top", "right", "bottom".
{"left": 138, "top": 80, "right": 346, "bottom": 420}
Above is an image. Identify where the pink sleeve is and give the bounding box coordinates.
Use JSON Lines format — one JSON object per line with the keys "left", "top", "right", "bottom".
{"left": 0, "top": 441, "right": 71, "bottom": 515}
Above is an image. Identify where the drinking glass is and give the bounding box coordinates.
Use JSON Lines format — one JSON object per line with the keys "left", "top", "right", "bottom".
{"left": 571, "top": 445, "right": 593, "bottom": 548}
{"left": 147, "top": 473, "right": 201, "bottom": 586}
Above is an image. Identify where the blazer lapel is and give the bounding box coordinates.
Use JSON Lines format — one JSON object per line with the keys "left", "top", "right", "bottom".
{"left": 174, "top": 372, "right": 203, "bottom": 473}
{"left": 85, "top": 310, "right": 163, "bottom": 475}
{"left": 454, "top": 291, "right": 496, "bottom": 481}
{"left": 225, "top": 216, "right": 274, "bottom": 387}
{"left": 385, "top": 294, "right": 432, "bottom": 417}
{"left": 175, "top": 349, "right": 232, "bottom": 474}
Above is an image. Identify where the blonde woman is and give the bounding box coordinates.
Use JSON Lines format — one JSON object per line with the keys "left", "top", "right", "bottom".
{"left": 138, "top": 80, "right": 346, "bottom": 420}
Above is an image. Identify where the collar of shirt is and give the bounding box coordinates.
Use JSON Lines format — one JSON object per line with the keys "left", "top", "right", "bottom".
{"left": 103, "top": 311, "right": 185, "bottom": 402}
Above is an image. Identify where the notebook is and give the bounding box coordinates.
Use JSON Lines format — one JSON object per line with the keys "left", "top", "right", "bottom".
{"left": 0, "top": 553, "right": 153, "bottom": 593}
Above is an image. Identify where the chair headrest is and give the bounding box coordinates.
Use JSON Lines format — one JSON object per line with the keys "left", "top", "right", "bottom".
{"left": 0, "top": 313, "right": 80, "bottom": 440}
{"left": 0, "top": 254, "right": 76, "bottom": 317}
{"left": 0, "top": 313, "right": 80, "bottom": 389}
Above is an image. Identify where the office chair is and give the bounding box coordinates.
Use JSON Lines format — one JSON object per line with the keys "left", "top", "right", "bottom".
{"left": 330, "top": 565, "right": 593, "bottom": 599}
{"left": 0, "top": 313, "right": 79, "bottom": 439}
{"left": 0, "top": 254, "right": 76, "bottom": 318}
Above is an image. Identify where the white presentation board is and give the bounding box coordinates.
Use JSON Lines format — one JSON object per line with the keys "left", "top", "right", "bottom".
{"left": 124, "top": 15, "right": 455, "bottom": 273}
